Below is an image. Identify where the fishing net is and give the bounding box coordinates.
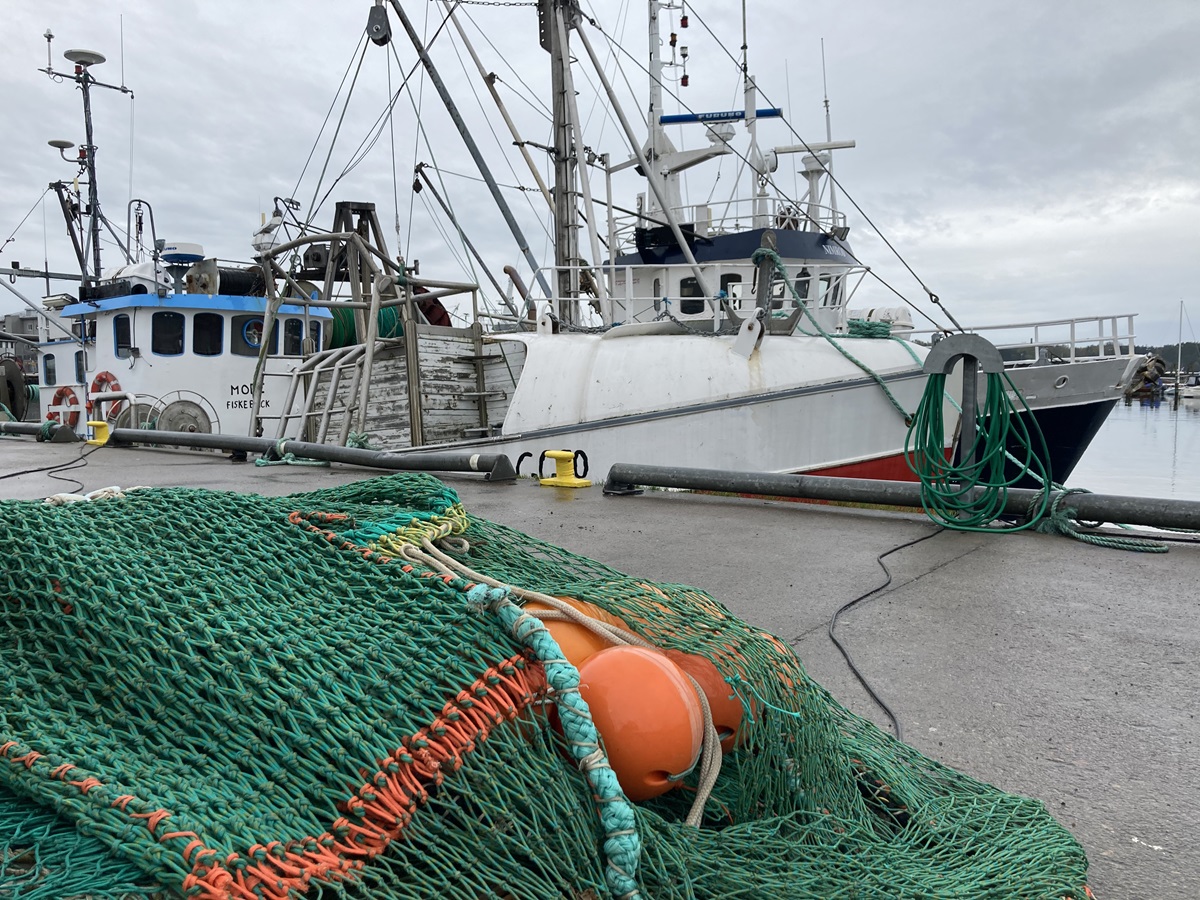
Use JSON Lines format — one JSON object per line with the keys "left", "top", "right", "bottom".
{"left": 0, "top": 474, "right": 1089, "bottom": 898}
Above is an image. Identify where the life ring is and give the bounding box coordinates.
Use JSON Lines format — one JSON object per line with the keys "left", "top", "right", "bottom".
{"left": 47, "top": 385, "right": 80, "bottom": 429}
{"left": 88, "top": 370, "right": 125, "bottom": 418}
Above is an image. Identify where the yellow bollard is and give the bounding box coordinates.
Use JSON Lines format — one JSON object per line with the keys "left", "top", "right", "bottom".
{"left": 538, "top": 449, "right": 592, "bottom": 488}
{"left": 85, "top": 420, "right": 110, "bottom": 446}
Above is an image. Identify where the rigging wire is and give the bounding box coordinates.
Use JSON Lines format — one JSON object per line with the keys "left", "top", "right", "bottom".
{"left": 444, "top": 9, "right": 553, "bottom": 242}
{"left": 579, "top": 10, "right": 952, "bottom": 332}
{"left": 387, "top": 49, "right": 401, "bottom": 243}
{"left": 305, "top": 35, "right": 372, "bottom": 225}
{"left": 680, "top": 6, "right": 955, "bottom": 331}
{"left": 290, "top": 31, "right": 372, "bottom": 212}
{"left": 2, "top": 188, "right": 53, "bottom": 256}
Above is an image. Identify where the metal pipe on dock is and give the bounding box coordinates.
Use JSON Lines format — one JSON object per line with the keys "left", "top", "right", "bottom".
{"left": 603, "top": 463, "right": 1200, "bottom": 531}
{"left": 106, "top": 430, "right": 517, "bottom": 481}
{"left": 0, "top": 421, "right": 516, "bottom": 480}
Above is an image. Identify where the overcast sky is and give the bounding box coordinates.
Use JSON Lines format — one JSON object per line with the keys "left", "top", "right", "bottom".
{"left": 2, "top": 0, "right": 1197, "bottom": 346}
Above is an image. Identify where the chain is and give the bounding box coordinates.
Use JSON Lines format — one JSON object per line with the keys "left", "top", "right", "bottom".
{"left": 545, "top": 312, "right": 611, "bottom": 335}
{"left": 545, "top": 302, "right": 741, "bottom": 337}
{"left": 653, "top": 302, "right": 741, "bottom": 337}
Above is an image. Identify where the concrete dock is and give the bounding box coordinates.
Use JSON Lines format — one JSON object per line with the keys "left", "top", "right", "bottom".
{"left": 1, "top": 439, "right": 1195, "bottom": 898}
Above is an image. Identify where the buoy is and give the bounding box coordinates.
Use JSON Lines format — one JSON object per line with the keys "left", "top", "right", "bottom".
{"left": 524, "top": 597, "right": 629, "bottom": 668}
{"left": 47, "top": 386, "right": 80, "bottom": 429}
{"left": 89, "top": 371, "right": 125, "bottom": 418}
{"left": 577, "top": 646, "right": 703, "bottom": 801}
{"left": 663, "top": 648, "right": 744, "bottom": 752}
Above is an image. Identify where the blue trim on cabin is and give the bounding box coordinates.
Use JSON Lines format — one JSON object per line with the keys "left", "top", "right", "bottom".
{"left": 60, "top": 293, "right": 332, "bottom": 318}
{"left": 610, "top": 227, "right": 857, "bottom": 268}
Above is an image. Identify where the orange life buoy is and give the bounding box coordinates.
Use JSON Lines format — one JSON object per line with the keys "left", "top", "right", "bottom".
{"left": 89, "top": 370, "right": 125, "bottom": 418}
{"left": 47, "top": 385, "right": 80, "bottom": 429}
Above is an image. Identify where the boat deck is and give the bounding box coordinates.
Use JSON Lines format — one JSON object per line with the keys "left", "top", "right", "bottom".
{"left": 1, "top": 440, "right": 1194, "bottom": 899}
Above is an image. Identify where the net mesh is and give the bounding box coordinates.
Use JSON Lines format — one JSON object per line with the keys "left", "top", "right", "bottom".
{"left": 0, "top": 474, "right": 1089, "bottom": 898}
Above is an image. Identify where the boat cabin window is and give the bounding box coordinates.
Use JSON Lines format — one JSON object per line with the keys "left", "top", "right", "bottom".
{"left": 309, "top": 321, "right": 321, "bottom": 352}
{"left": 193, "top": 313, "right": 224, "bottom": 356}
{"left": 283, "top": 318, "right": 304, "bottom": 356}
{"left": 795, "top": 268, "right": 811, "bottom": 304}
{"left": 679, "top": 277, "right": 705, "bottom": 315}
{"left": 719, "top": 274, "right": 743, "bottom": 309}
{"left": 653, "top": 277, "right": 662, "bottom": 312}
{"left": 816, "top": 275, "right": 842, "bottom": 308}
{"left": 231, "top": 315, "right": 278, "bottom": 356}
{"left": 114, "top": 314, "right": 132, "bottom": 359}
{"left": 151, "top": 311, "right": 185, "bottom": 356}
{"left": 74, "top": 350, "right": 86, "bottom": 384}
{"left": 43, "top": 353, "right": 56, "bottom": 386}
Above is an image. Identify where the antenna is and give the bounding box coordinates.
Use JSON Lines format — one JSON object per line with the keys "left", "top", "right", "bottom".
{"left": 821, "top": 39, "right": 831, "bottom": 142}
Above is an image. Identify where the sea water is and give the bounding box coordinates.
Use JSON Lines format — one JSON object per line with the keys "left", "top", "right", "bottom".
{"left": 1065, "top": 399, "right": 1200, "bottom": 501}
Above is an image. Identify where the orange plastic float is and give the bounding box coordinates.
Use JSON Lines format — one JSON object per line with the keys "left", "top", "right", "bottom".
{"left": 523, "top": 597, "right": 629, "bottom": 668}
{"left": 577, "top": 646, "right": 703, "bottom": 801}
{"left": 663, "top": 648, "right": 743, "bottom": 752}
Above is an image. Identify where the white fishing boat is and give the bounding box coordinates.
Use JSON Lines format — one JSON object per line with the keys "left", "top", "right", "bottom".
{"left": 7, "top": 1, "right": 1139, "bottom": 485}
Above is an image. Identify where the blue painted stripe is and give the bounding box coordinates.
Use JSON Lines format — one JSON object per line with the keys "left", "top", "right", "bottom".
{"left": 659, "top": 108, "right": 782, "bottom": 125}
{"left": 60, "top": 294, "right": 332, "bottom": 317}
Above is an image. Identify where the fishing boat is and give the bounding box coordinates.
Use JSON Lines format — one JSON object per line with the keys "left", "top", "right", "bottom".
{"left": 9, "top": 1, "right": 1138, "bottom": 485}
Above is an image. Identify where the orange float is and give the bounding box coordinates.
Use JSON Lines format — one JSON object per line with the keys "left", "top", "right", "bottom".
{"left": 663, "top": 649, "right": 744, "bottom": 752}
{"left": 46, "top": 386, "right": 80, "bottom": 429}
{"left": 89, "top": 371, "right": 125, "bottom": 418}
{"left": 577, "top": 646, "right": 703, "bottom": 801}
{"left": 524, "top": 597, "right": 629, "bottom": 668}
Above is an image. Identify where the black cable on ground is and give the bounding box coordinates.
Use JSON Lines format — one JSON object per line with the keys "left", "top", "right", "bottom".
{"left": 824, "top": 526, "right": 945, "bottom": 743}
{"left": 0, "top": 443, "right": 103, "bottom": 493}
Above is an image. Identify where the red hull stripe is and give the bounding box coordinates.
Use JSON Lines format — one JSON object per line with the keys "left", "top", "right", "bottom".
{"left": 805, "top": 452, "right": 919, "bottom": 482}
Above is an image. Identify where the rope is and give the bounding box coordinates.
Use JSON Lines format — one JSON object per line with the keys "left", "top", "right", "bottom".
{"left": 905, "top": 371, "right": 1052, "bottom": 531}
{"left": 752, "top": 248, "right": 913, "bottom": 422}
{"left": 846, "top": 318, "right": 892, "bottom": 339}
{"left": 253, "top": 438, "right": 331, "bottom": 468}
{"left": 1033, "top": 489, "right": 1169, "bottom": 553}
{"left": 0, "top": 474, "right": 1095, "bottom": 899}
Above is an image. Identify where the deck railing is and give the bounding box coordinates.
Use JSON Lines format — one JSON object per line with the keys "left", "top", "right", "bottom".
{"left": 910, "top": 314, "right": 1138, "bottom": 365}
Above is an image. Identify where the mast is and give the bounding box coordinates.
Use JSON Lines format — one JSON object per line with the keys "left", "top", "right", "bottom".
{"left": 545, "top": 0, "right": 581, "bottom": 321}
{"left": 79, "top": 64, "right": 102, "bottom": 279}
{"left": 40, "top": 35, "right": 132, "bottom": 284}
{"left": 382, "top": 0, "right": 552, "bottom": 303}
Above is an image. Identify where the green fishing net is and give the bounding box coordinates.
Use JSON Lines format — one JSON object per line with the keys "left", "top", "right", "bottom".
{"left": 0, "top": 474, "right": 1089, "bottom": 898}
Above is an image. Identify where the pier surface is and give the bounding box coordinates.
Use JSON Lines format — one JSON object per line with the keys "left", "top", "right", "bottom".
{"left": 2, "top": 440, "right": 1195, "bottom": 899}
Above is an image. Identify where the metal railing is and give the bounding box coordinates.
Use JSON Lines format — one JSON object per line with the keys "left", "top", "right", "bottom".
{"left": 610, "top": 196, "right": 847, "bottom": 250}
{"left": 910, "top": 314, "right": 1138, "bottom": 365}
{"left": 529, "top": 261, "right": 868, "bottom": 332}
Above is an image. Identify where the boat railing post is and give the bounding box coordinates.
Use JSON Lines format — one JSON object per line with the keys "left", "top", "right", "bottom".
{"left": 1069, "top": 319, "right": 1076, "bottom": 363}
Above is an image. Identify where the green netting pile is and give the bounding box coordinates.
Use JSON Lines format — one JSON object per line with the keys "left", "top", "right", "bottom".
{"left": 0, "top": 474, "right": 1089, "bottom": 899}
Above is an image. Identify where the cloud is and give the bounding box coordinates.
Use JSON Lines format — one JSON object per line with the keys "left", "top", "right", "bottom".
{"left": 1, "top": 0, "right": 1197, "bottom": 345}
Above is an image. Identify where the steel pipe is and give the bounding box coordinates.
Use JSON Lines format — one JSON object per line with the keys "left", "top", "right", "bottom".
{"left": 603, "top": 463, "right": 1200, "bottom": 531}
{"left": 101, "top": 430, "right": 515, "bottom": 480}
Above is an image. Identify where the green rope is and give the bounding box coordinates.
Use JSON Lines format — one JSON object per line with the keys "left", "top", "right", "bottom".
{"left": 0, "top": 474, "right": 1094, "bottom": 899}
{"left": 253, "top": 437, "right": 331, "bottom": 467}
{"left": 469, "top": 583, "right": 643, "bottom": 900}
{"left": 905, "top": 370, "right": 1053, "bottom": 531}
{"left": 846, "top": 319, "right": 892, "bottom": 339}
{"left": 0, "top": 403, "right": 13, "bottom": 423}
{"left": 751, "top": 248, "right": 912, "bottom": 422}
{"left": 1033, "top": 489, "right": 1169, "bottom": 552}
{"left": 346, "top": 431, "right": 374, "bottom": 449}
